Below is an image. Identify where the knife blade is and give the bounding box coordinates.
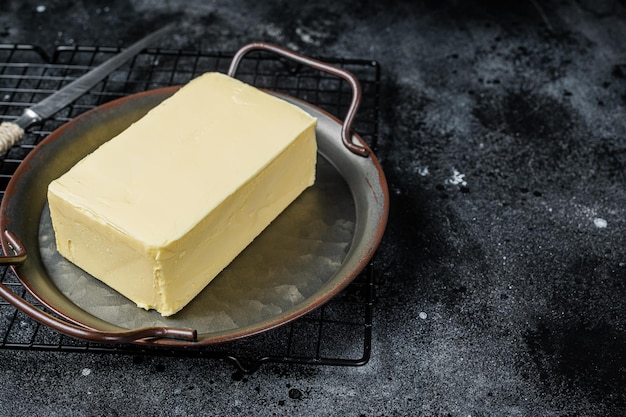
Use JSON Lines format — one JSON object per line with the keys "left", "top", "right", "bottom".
{"left": 0, "top": 23, "right": 173, "bottom": 154}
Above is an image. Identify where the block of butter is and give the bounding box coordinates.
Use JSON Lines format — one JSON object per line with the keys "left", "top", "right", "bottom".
{"left": 47, "top": 72, "right": 317, "bottom": 316}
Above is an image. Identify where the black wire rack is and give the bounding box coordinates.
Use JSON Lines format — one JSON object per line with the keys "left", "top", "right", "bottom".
{"left": 0, "top": 44, "right": 380, "bottom": 374}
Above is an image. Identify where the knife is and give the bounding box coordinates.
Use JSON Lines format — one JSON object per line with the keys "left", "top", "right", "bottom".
{"left": 0, "top": 23, "right": 174, "bottom": 154}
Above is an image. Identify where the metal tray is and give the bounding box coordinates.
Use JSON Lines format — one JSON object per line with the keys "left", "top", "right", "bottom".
{"left": 0, "top": 44, "right": 388, "bottom": 346}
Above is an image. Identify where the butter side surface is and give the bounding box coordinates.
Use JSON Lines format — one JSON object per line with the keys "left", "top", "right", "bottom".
{"left": 47, "top": 72, "right": 317, "bottom": 316}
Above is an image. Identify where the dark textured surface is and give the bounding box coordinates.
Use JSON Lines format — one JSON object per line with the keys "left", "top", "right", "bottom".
{"left": 1, "top": 1, "right": 625, "bottom": 415}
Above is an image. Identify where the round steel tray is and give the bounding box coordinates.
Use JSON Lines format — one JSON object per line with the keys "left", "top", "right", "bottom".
{"left": 0, "top": 89, "right": 388, "bottom": 346}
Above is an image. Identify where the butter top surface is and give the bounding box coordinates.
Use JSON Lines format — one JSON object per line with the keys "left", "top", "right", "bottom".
{"left": 48, "top": 72, "right": 317, "bottom": 246}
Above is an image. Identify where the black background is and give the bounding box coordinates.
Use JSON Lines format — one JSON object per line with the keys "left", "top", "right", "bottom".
{"left": 1, "top": 1, "right": 625, "bottom": 415}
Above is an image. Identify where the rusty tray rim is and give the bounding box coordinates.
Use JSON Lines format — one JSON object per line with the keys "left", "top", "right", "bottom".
{"left": 0, "top": 85, "right": 389, "bottom": 346}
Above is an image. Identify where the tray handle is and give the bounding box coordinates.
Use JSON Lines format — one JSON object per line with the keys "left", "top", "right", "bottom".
{"left": 228, "top": 42, "right": 370, "bottom": 158}
{"left": 0, "top": 229, "right": 198, "bottom": 344}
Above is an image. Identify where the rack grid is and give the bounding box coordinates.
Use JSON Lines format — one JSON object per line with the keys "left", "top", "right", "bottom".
{"left": 0, "top": 44, "right": 380, "bottom": 373}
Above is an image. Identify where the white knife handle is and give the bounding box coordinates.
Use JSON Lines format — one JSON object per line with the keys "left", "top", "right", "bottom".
{"left": 0, "top": 122, "right": 25, "bottom": 155}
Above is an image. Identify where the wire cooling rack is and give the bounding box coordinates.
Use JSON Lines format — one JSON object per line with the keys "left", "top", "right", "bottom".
{"left": 0, "top": 44, "right": 380, "bottom": 374}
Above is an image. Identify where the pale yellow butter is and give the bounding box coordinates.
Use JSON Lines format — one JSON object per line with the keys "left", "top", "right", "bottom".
{"left": 47, "top": 72, "right": 317, "bottom": 316}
